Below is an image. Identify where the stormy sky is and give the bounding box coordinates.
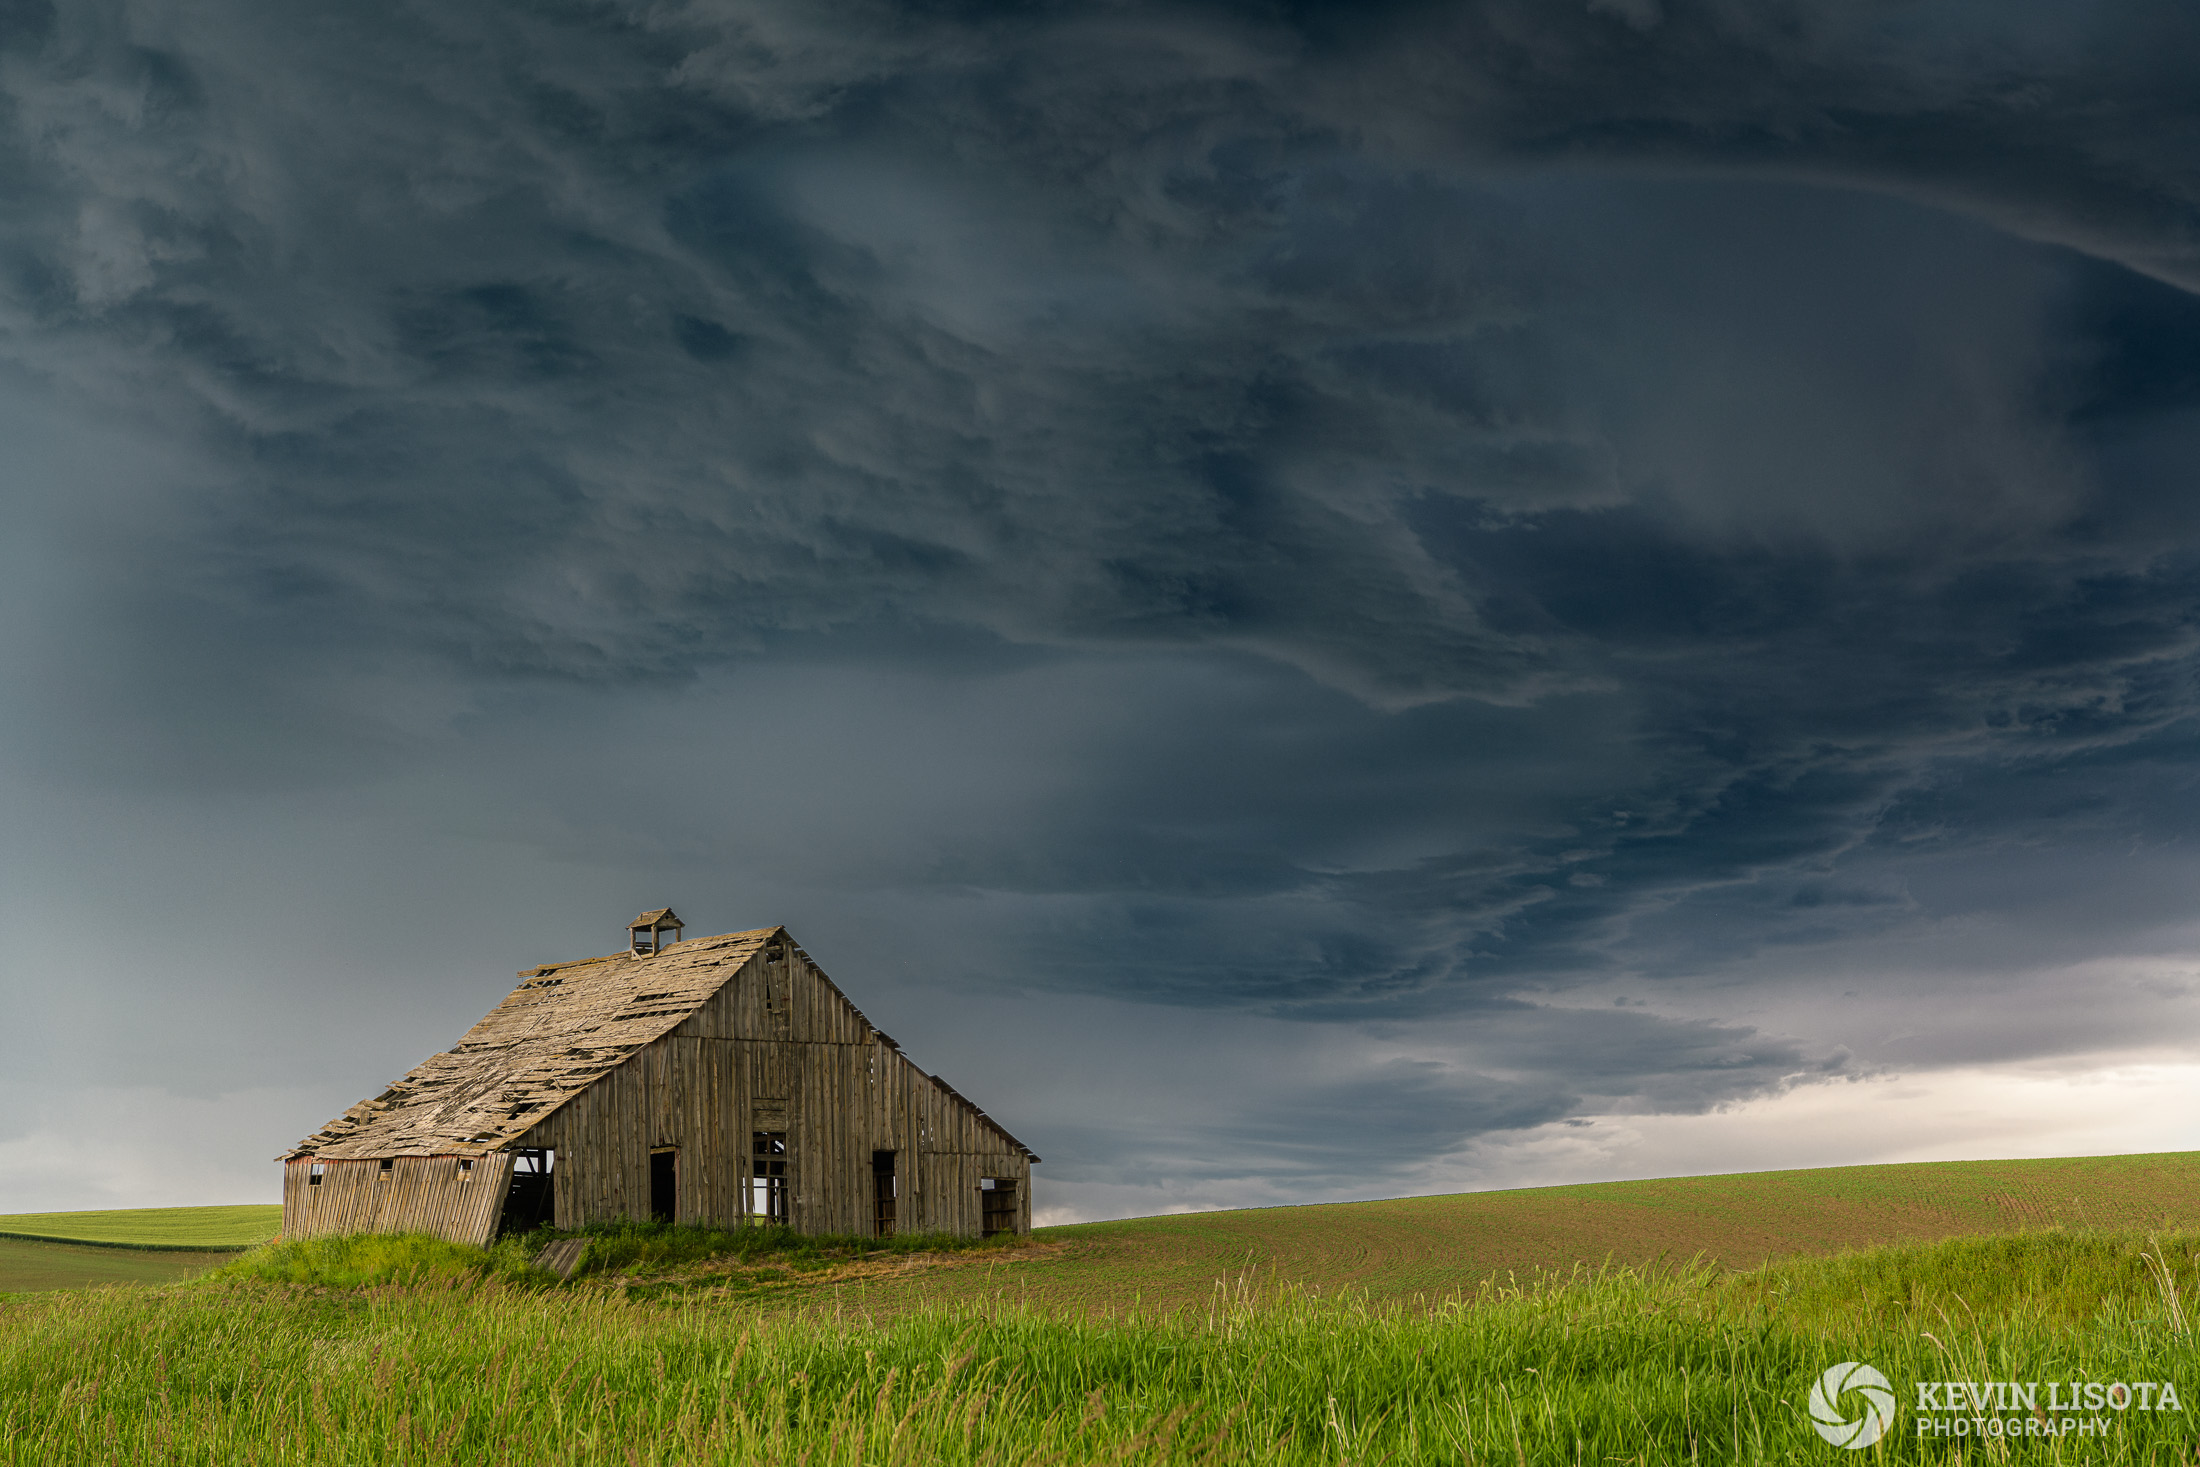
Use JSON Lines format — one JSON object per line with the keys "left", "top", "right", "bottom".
{"left": 6, "top": 1, "right": 2200, "bottom": 1222}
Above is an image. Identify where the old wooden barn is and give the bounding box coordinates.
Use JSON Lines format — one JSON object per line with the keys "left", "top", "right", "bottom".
{"left": 280, "top": 911, "right": 1037, "bottom": 1245}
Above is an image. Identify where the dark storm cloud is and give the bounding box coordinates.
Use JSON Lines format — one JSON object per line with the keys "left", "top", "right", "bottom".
{"left": 16, "top": 2, "right": 2180, "bottom": 697}
{"left": 963, "top": 990, "right": 1841, "bottom": 1193}
{"left": 1308, "top": 0, "right": 2200, "bottom": 291}
{"left": 7, "top": 0, "right": 2200, "bottom": 1206}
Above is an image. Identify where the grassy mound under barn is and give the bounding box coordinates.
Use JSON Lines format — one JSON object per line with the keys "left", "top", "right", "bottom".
{"left": 208, "top": 1219, "right": 1027, "bottom": 1297}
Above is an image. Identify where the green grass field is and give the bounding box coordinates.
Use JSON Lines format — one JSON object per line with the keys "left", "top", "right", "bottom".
{"left": 0, "top": 1203, "right": 280, "bottom": 1250}
{"left": 5, "top": 1227, "right": 2199, "bottom": 1462}
{"left": 0, "top": 1205, "right": 278, "bottom": 1295}
{"left": 8, "top": 1156, "right": 2200, "bottom": 1462}
{"left": 0, "top": 1236, "right": 237, "bottom": 1293}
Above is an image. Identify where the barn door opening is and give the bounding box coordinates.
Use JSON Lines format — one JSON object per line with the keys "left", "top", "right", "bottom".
{"left": 872, "top": 1150, "right": 897, "bottom": 1238}
{"left": 649, "top": 1148, "right": 678, "bottom": 1224}
{"left": 502, "top": 1148, "right": 556, "bottom": 1235}
{"left": 750, "top": 1132, "right": 788, "bottom": 1225}
{"left": 979, "top": 1177, "right": 1016, "bottom": 1238}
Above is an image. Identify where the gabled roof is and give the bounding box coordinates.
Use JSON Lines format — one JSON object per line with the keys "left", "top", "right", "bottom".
{"left": 283, "top": 925, "right": 1040, "bottom": 1163}
{"left": 629, "top": 907, "right": 682, "bottom": 930}
{"left": 285, "top": 927, "right": 776, "bottom": 1160}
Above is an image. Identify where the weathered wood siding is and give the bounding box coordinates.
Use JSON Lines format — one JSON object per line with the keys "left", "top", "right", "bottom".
{"left": 520, "top": 939, "right": 1031, "bottom": 1236}
{"left": 280, "top": 1152, "right": 514, "bottom": 1245}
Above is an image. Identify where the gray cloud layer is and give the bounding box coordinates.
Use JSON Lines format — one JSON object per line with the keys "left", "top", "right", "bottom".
{"left": 6, "top": 1, "right": 2200, "bottom": 1212}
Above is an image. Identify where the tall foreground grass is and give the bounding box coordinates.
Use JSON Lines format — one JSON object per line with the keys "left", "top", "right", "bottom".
{"left": 5, "top": 1229, "right": 2200, "bottom": 1464}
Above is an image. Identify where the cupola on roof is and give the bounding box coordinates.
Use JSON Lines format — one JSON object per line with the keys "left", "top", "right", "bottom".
{"left": 628, "top": 907, "right": 683, "bottom": 955}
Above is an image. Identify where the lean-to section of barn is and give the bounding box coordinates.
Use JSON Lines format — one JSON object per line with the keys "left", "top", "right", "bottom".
{"left": 280, "top": 1153, "right": 516, "bottom": 1245}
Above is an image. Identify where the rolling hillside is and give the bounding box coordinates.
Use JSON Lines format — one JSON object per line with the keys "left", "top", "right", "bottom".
{"left": 8, "top": 1157, "right": 2200, "bottom": 1461}
{"left": 829, "top": 1150, "right": 2200, "bottom": 1315}
{"left": 0, "top": 1204, "right": 280, "bottom": 1294}
{"left": 0, "top": 1237, "right": 241, "bottom": 1293}
{"left": 0, "top": 1204, "right": 281, "bottom": 1251}
{"left": 8, "top": 1152, "right": 2200, "bottom": 1303}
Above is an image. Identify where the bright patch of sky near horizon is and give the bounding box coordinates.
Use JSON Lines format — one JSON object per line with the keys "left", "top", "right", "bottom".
{"left": 6, "top": 0, "right": 2200, "bottom": 1218}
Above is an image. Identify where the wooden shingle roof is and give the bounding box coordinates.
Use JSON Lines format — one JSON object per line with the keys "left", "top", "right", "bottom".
{"left": 284, "top": 924, "right": 1039, "bottom": 1164}
{"left": 284, "top": 927, "right": 777, "bottom": 1160}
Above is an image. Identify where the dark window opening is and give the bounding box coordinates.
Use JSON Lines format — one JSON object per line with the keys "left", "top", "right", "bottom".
{"left": 872, "top": 1150, "right": 897, "bottom": 1238}
{"left": 750, "top": 1132, "right": 789, "bottom": 1225}
{"left": 458, "top": 1159, "right": 474, "bottom": 1180}
{"left": 378, "top": 1158, "right": 395, "bottom": 1176}
{"left": 307, "top": 1162, "right": 325, "bottom": 1187}
{"left": 650, "top": 1148, "right": 678, "bottom": 1224}
{"left": 980, "top": 1178, "right": 1017, "bottom": 1238}
{"left": 502, "top": 1148, "right": 556, "bottom": 1235}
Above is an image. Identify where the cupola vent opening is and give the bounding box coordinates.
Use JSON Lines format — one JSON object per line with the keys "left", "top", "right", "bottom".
{"left": 628, "top": 907, "right": 684, "bottom": 956}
